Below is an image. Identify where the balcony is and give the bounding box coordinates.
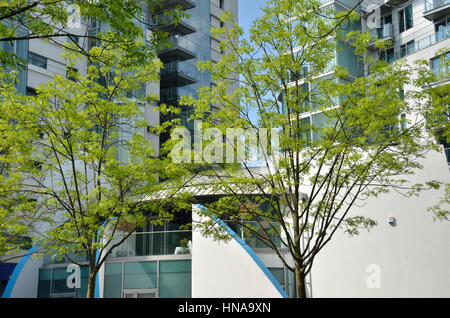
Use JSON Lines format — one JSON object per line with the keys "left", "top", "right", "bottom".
{"left": 423, "top": 0, "right": 450, "bottom": 21}
{"left": 368, "top": 23, "right": 393, "bottom": 48}
{"left": 108, "top": 230, "right": 192, "bottom": 258}
{"left": 383, "top": 0, "right": 413, "bottom": 7}
{"left": 150, "top": 14, "right": 196, "bottom": 36}
{"left": 158, "top": 35, "right": 196, "bottom": 62}
{"left": 160, "top": 60, "right": 197, "bottom": 88}
{"left": 153, "top": 0, "right": 196, "bottom": 13}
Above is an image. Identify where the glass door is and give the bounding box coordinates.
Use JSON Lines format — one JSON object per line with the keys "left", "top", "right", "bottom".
{"left": 122, "top": 289, "right": 157, "bottom": 298}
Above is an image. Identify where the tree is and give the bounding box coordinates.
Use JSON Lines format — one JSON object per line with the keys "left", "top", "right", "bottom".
{"left": 0, "top": 0, "right": 185, "bottom": 66}
{"left": 181, "top": 0, "right": 446, "bottom": 298}
{"left": 0, "top": 43, "right": 191, "bottom": 297}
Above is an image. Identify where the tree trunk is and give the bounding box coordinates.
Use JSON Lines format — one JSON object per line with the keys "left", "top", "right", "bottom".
{"left": 295, "top": 267, "right": 308, "bottom": 298}
{"left": 87, "top": 269, "right": 97, "bottom": 298}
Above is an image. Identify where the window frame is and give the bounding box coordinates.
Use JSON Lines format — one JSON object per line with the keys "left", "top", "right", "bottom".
{"left": 28, "top": 51, "right": 47, "bottom": 69}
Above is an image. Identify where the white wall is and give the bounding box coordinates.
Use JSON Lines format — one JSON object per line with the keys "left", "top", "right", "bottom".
{"left": 191, "top": 205, "right": 285, "bottom": 298}
{"left": 310, "top": 149, "right": 450, "bottom": 297}
{"left": 8, "top": 255, "right": 42, "bottom": 298}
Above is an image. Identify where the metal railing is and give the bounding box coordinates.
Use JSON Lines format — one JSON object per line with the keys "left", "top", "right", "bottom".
{"left": 108, "top": 230, "right": 192, "bottom": 258}
{"left": 370, "top": 23, "right": 393, "bottom": 41}
{"left": 149, "top": 13, "right": 191, "bottom": 27}
{"left": 383, "top": 29, "right": 450, "bottom": 63}
{"left": 160, "top": 35, "right": 197, "bottom": 53}
{"left": 160, "top": 60, "right": 197, "bottom": 78}
{"left": 424, "top": 0, "right": 450, "bottom": 12}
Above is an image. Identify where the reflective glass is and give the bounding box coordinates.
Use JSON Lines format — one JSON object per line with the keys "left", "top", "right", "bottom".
{"left": 159, "top": 260, "right": 191, "bottom": 298}
{"left": 123, "top": 262, "right": 157, "bottom": 290}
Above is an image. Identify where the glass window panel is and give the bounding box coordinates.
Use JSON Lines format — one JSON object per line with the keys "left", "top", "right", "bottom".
{"left": 405, "top": 5, "right": 413, "bottom": 30}
{"left": 37, "top": 269, "right": 51, "bottom": 298}
{"left": 104, "top": 262, "right": 122, "bottom": 298}
{"left": 28, "top": 52, "right": 47, "bottom": 69}
{"left": 312, "top": 113, "right": 328, "bottom": 142}
{"left": 159, "top": 260, "right": 191, "bottom": 298}
{"left": 76, "top": 266, "right": 89, "bottom": 298}
{"left": 286, "top": 269, "right": 297, "bottom": 298}
{"left": 268, "top": 268, "right": 285, "bottom": 285}
{"left": 398, "top": 9, "right": 405, "bottom": 33}
{"left": 51, "top": 268, "right": 73, "bottom": 294}
{"left": 407, "top": 40, "right": 415, "bottom": 55}
{"left": 123, "top": 261, "right": 157, "bottom": 290}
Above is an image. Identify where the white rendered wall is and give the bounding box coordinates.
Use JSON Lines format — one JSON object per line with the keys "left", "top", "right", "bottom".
{"left": 191, "top": 206, "right": 284, "bottom": 298}
{"left": 7, "top": 255, "right": 43, "bottom": 298}
{"left": 310, "top": 149, "right": 450, "bottom": 297}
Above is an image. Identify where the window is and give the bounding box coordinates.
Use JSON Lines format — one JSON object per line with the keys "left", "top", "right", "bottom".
{"left": 210, "top": 15, "right": 220, "bottom": 29}
{"left": 435, "top": 18, "right": 449, "bottom": 42}
{"left": 26, "top": 86, "right": 37, "bottom": 96}
{"left": 380, "top": 14, "right": 392, "bottom": 26}
{"left": 66, "top": 66, "right": 78, "bottom": 81}
{"left": 400, "top": 40, "right": 415, "bottom": 57}
{"left": 398, "top": 4, "right": 413, "bottom": 33}
{"left": 211, "top": 38, "right": 221, "bottom": 52}
{"left": 28, "top": 52, "right": 47, "bottom": 69}
{"left": 379, "top": 47, "right": 395, "bottom": 63}
{"left": 68, "top": 35, "right": 79, "bottom": 45}
{"left": 401, "top": 114, "right": 407, "bottom": 130}
{"left": 430, "top": 52, "right": 450, "bottom": 78}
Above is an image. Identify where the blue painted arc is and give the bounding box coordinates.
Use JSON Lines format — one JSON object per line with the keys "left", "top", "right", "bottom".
{"left": 1, "top": 246, "right": 39, "bottom": 298}
{"left": 194, "top": 204, "right": 289, "bottom": 298}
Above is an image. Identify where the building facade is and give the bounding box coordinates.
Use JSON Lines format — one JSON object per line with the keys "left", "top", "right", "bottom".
{"left": 2, "top": 0, "right": 450, "bottom": 299}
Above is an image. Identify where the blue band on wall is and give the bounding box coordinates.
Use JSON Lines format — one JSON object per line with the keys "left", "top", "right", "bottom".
{"left": 194, "top": 204, "right": 289, "bottom": 298}
{"left": 1, "top": 246, "right": 39, "bottom": 298}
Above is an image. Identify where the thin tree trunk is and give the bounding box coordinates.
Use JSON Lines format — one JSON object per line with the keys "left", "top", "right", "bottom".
{"left": 295, "top": 267, "right": 308, "bottom": 298}
{"left": 87, "top": 269, "right": 97, "bottom": 298}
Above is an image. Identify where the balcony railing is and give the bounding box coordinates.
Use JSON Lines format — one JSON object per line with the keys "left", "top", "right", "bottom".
{"left": 108, "top": 230, "right": 192, "bottom": 258}
{"left": 382, "top": 29, "right": 449, "bottom": 63}
{"left": 424, "top": 0, "right": 450, "bottom": 20}
{"left": 160, "top": 60, "right": 197, "bottom": 77}
{"left": 153, "top": 0, "right": 196, "bottom": 13}
{"left": 425, "top": 0, "right": 450, "bottom": 12}
{"left": 150, "top": 14, "right": 196, "bottom": 35}
{"left": 43, "top": 253, "right": 89, "bottom": 265}
{"left": 158, "top": 35, "right": 197, "bottom": 62}
{"left": 369, "top": 23, "right": 393, "bottom": 42}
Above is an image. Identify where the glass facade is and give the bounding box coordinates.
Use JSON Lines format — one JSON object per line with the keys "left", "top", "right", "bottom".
{"left": 158, "top": 0, "right": 212, "bottom": 135}
{"left": 1, "top": 26, "right": 28, "bottom": 95}
{"left": 104, "top": 260, "right": 192, "bottom": 298}
{"left": 282, "top": 1, "right": 362, "bottom": 144}
{"left": 37, "top": 266, "right": 89, "bottom": 298}
{"left": 268, "top": 267, "right": 297, "bottom": 298}
{"left": 108, "top": 214, "right": 192, "bottom": 258}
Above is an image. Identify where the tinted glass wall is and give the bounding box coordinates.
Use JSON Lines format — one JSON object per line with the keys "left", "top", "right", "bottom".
{"left": 104, "top": 260, "right": 192, "bottom": 298}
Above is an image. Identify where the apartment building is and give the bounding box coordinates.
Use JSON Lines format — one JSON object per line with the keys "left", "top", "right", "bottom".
{"left": 307, "top": 0, "right": 450, "bottom": 297}
{"left": 3, "top": 0, "right": 283, "bottom": 299}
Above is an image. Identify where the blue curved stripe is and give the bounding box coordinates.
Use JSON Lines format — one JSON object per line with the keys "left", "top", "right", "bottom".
{"left": 2, "top": 246, "right": 39, "bottom": 298}
{"left": 194, "top": 204, "right": 289, "bottom": 298}
{"left": 94, "top": 248, "right": 100, "bottom": 298}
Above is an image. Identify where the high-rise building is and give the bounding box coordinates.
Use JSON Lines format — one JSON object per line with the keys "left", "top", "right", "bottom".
{"left": 1, "top": 0, "right": 250, "bottom": 299}
{"left": 305, "top": 0, "right": 450, "bottom": 297}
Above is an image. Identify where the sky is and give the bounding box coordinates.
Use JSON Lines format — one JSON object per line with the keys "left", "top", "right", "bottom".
{"left": 238, "top": 0, "right": 267, "bottom": 36}
{"left": 237, "top": 0, "right": 268, "bottom": 126}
